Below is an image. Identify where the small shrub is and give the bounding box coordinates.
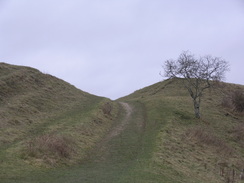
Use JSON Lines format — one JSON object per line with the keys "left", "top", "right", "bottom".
{"left": 232, "top": 90, "right": 244, "bottom": 113}
{"left": 102, "top": 102, "right": 112, "bottom": 116}
{"left": 221, "top": 89, "right": 244, "bottom": 114}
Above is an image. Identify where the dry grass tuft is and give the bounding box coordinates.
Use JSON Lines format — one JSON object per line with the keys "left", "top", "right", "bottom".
{"left": 25, "top": 134, "right": 76, "bottom": 165}
{"left": 231, "top": 123, "right": 244, "bottom": 147}
{"left": 221, "top": 96, "right": 233, "bottom": 109}
{"left": 185, "top": 126, "right": 233, "bottom": 156}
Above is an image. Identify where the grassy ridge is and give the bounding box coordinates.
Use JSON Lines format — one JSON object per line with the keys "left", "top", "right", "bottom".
{"left": 121, "top": 78, "right": 244, "bottom": 182}
{"left": 1, "top": 62, "right": 244, "bottom": 182}
{"left": 0, "top": 63, "right": 119, "bottom": 181}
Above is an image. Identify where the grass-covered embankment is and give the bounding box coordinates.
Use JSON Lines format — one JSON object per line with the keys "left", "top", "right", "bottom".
{"left": 0, "top": 63, "right": 119, "bottom": 181}
{"left": 121, "top": 78, "right": 244, "bottom": 182}
{"left": 1, "top": 63, "right": 244, "bottom": 182}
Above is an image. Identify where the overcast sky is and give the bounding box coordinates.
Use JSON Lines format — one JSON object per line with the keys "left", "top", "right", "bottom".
{"left": 0, "top": 0, "right": 244, "bottom": 99}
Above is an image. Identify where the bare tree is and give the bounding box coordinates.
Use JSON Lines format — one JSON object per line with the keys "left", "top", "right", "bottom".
{"left": 163, "top": 51, "right": 229, "bottom": 119}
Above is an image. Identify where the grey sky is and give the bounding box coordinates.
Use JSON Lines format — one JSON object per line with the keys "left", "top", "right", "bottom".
{"left": 0, "top": 0, "right": 244, "bottom": 99}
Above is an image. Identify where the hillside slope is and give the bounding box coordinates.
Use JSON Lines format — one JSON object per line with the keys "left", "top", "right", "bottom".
{"left": 1, "top": 63, "right": 244, "bottom": 183}
{"left": 0, "top": 63, "right": 118, "bottom": 180}
{"left": 120, "top": 78, "right": 244, "bottom": 182}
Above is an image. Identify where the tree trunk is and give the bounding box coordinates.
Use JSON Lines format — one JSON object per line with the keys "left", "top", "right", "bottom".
{"left": 193, "top": 99, "right": 201, "bottom": 119}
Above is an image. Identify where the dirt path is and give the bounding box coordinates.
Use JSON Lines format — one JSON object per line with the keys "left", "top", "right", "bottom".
{"left": 105, "top": 102, "right": 133, "bottom": 139}
{"left": 88, "top": 102, "right": 134, "bottom": 162}
{"left": 23, "top": 101, "right": 159, "bottom": 183}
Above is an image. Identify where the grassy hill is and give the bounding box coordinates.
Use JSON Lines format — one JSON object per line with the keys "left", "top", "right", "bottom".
{"left": 1, "top": 62, "right": 244, "bottom": 182}
{"left": 120, "top": 78, "right": 244, "bottom": 182}
{"left": 0, "top": 63, "right": 119, "bottom": 180}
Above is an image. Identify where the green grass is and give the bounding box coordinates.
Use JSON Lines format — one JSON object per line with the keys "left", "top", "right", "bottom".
{"left": 0, "top": 63, "right": 119, "bottom": 181}
{"left": 121, "top": 78, "right": 244, "bottom": 182}
{"left": 1, "top": 63, "right": 244, "bottom": 182}
{"left": 1, "top": 101, "right": 171, "bottom": 183}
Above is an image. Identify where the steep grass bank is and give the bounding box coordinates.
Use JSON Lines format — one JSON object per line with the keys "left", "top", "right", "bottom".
{"left": 0, "top": 63, "right": 119, "bottom": 181}
{"left": 121, "top": 78, "right": 244, "bottom": 182}
{"left": 1, "top": 62, "right": 244, "bottom": 182}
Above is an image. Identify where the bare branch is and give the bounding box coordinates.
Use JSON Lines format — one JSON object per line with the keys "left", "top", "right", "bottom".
{"left": 162, "top": 51, "right": 230, "bottom": 119}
